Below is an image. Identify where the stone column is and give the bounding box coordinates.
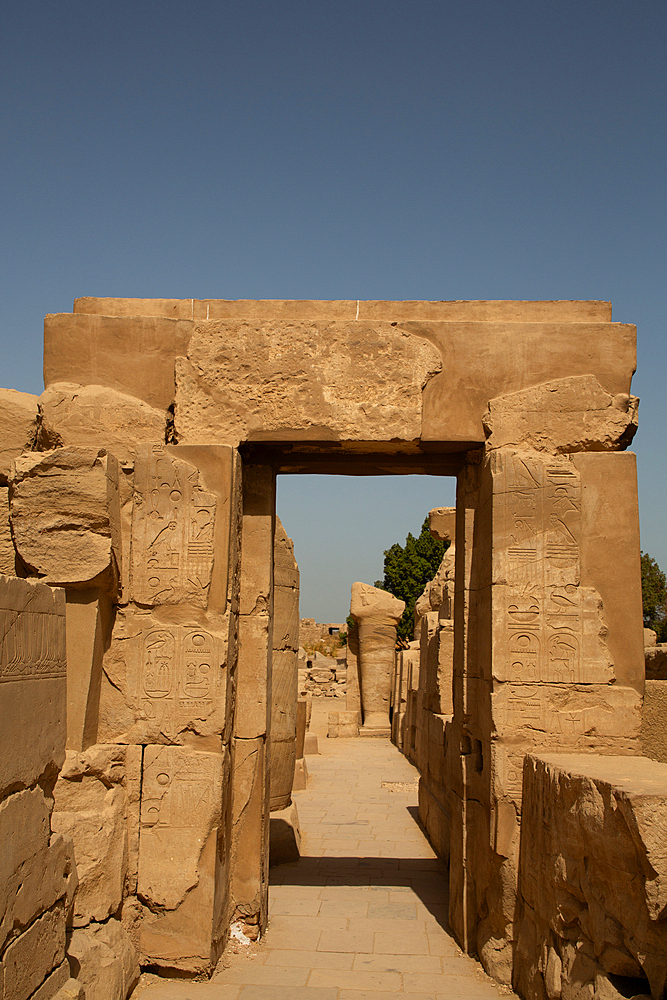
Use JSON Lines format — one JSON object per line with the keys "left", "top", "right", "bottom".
{"left": 269, "top": 518, "right": 299, "bottom": 811}
{"left": 230, "top": 462, "right": 275, "bottom": 938}
{"left": 350, "top": 583, "right": 405, "bottom": 737}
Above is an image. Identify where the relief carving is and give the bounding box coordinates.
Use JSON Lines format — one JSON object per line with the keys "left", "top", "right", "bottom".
{"left": 131, "top": 445, "right": 216, "bottom": 608}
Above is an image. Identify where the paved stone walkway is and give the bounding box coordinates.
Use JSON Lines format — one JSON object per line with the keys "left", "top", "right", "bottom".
{"left": 136, "top": 736, "right": 515, "bottom": 1000}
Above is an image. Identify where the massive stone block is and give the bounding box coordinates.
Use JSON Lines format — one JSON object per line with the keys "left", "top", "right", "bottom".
{"left": 174, "top": 320, "right": 442, "bottom": 445}
{"left": 138, "top": 745, "right": 227, "bottom": 973}
{"left": 9, "top": 447, "right": 121, "bottom": 594}
{"left": 483, "top": 375, "right": 638, "bottom": 454}
{"left": 52, "top": 745, "right": 142, "bottom": 928}
{"left": 39, "top": 383, "right": 168, "bottom": 464}
{"left": 0, "top": 387, "right": 52, "bottom": 484}
{"left": 98, "top": 607, "right": 227, "bottom": 747}
{"left": 0, "top": 576, "right": 67, "bottom": 795}
{"left": 0, "top": 576, "right": 79, "bottom": 1000}
{"left": 514, "top": 754, "right": 667, "bottom": 1000}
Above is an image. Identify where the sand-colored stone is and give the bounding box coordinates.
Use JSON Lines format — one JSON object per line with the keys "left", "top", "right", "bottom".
{"left": 270, "top": 520, "right": 300, "bottom": 811}
{"left": 73, "top": 296, "right": 613, "bottom": 322}
{"left": 44, "top": 313, "right": 193, "bottom": 410}
{"left": 0, "top": 488, "right": 16, "bottom": 576}
{"left": 0, "top": 576, "right": 67, "bottom": 796}
{"left": 39, "top": 383, "right": 168, "bottom": 464}
{"left": 174, "top": 320, "right": 443, "bottom": 445}
{"left": 483, "top": 374, "right": 639, "bottom": 453}
{"left": 642, "top": 680, "right": 667, "bottom": 763}
{"left": 2, "top": 902, "right": 66, "bottom": 1000}
{"left": 67, "top": 918, "right": 139, "bottom": 1000}
{"left": 428, "top": 506, "right": 456, "bottom": 542}
{"left": 130, "top": 445, "right": 218, "bottom": 609}
{"left": 138, "top": 745, "right": 224, "bottom": 910}
{"left": 515, "top": 753, "right": 667, "bottom": 1000}
{"left": 350, "top": 583, "right": 404, "bottom": 735}
{"left": 230, "top": 736, "right": 268, "bottom": 934}
{"left": 9, "top": 447, "right": 121, "bottom": 593}
{"left": 138, "top": 745, "right": 228, "bottom": 974}
{"left": 0, "top": 388, "right": 51, "bottom": 484}
{"left": 0, "top": 787, "right": 77, "bottom": 952}
{"left": 53, "top": 745, "right": 142, "bottom": 928}
{"left": 98, "top": 606, "right": 227, "bottom": 747}
{"left": 65, "top": 589, "right": 114, "bottom": 751}
{"left": 269, "top": 801, "right": 302, "bottom": 866}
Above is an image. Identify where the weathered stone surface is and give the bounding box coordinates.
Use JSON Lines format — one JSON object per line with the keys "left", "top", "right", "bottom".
{"left": 483, "top": 375, "right": 639, "bottom": 453}
{"left": 0, "top": 788, "right": 77, "bottom": 953}
{"left": 0, "top": 488, "right": 16, "bottom": 575}
{"left": 130, "top": 445, "right": 217, "bottom": 609}
{"left": 65, "top": 589, "right": 114, "bottom": 751}
{"left": 44, "top": 313, "right": 193, "bottom": 410}
{"left": 327, "top": 711, "right": 359, "bottom": 738}
{"left": 645, "top": 644, "right": 667, "bottom": 680}
{"left": 414, "top": 544, "right": 455, "bottom": 630}
{"left": 418, "top": 319, "right": 636, "bottom": 443}
{"left": 230, "top": 736, "right": 267, "bottom": 934}
{"left": 0, "top": 388, "right": 47, "bottom": 485}
{"left": 0, "top": 576, "right": 67, "bottom": 796}
{"left": 514, "top": 754, "right": 667, "bottom": 1000}
{"left": 67, "top": 918, "right": 139, "bottom": 1000}
{"left": 270, "top": 519, "right": 299, "bottom": 811}
{"left": 642, "top": 680, "right": 667, "bottom": 764}
{"left": 138, "top": 744, "right": 228, "bottom": 973}
{"left": 29, "top": 961, "right": 71, "bottom": 1000}
{"left": 40, "top": 383, "right": 167, "bottom": 464}
{"left": 174, "top": 320, "right": 443, "bottom": 445}
{"left": 351, "top": 583, "right": 404, "bottom": 734}
{"left": 98, "top": 606, "right": 227, "bottom": 747}
{"left": 2, "top": 902, "right": 66, "bottom": 1000}
{"left": 428, "top": 506, "right": 456, "bottom": 542}
{"left": 269, "top": 801, "right": 301, "bottom": 866}
{"left": 53, "top": 745, "right": 141, "bottom": 928}
{"left": 138, "top": 745, "right": 224, "bottom": 910}
{"left": 74, "top": 297, "right": 613, "bottom": 322}
{"left": 9, "top": 448, "right": 121, "bottom": 592}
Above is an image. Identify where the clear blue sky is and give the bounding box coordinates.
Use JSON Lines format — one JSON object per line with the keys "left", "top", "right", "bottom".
{"left": 1, "top": 1, "right": 665, "bottom": 622}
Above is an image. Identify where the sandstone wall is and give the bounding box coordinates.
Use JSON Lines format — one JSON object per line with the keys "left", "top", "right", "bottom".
{"left": 514, "top": 754, "right": 667, "bottom": 1000}
{"left": 0, "top": 576, "right": 80, "bottom": 1000}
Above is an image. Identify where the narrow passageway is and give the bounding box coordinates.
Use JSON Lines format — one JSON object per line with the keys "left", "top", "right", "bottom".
{"left": 137, "top": 735, "right": 516, "bottom": 1000}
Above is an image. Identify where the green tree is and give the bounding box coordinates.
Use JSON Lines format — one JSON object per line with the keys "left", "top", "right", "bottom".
{"left": 641, "top": 551, "right": 667, "bottom": 641}
{"left": 374, "top": 517, "right": 448, "bottom": 642}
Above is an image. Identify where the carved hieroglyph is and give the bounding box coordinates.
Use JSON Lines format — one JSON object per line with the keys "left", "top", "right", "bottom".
{"left": 99, "top": 608, "right": 226, "bottom": 745}
{"left": 138, "top": 746, "right": 224, "bottom": 911}
{"left": 131, "top": 445, "right": 217, "bottom": 609}
{"left": 489, "top": 451, "right": 641, "bottom": 808}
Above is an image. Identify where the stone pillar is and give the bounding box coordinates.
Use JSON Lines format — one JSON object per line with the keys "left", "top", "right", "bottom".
{"left": 269, "top": 519, "right": 299, "bottom": 811}
{"left": 350, "top": 583, "right": 405, "bottom": 736}
{"left": 448, "top": 447, "right": 644, "bottom": 984}
{"left": 230, "top": 462, "right": 275, "bottom": 937}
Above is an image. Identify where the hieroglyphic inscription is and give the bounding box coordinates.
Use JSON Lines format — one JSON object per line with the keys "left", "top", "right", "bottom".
{"left": 0, "top": 609, "right": 65, "bottom": 680}
{"left": 501, "top": 454, "right": 586, "bottom": 685}
{"left": 131, "top": 445, "right": 216, "bottom": 608}
{"left": 133, "top": 623, "right": 222, "bottom": 738}
{"left": 141, "top": 750, "right": 216, "bottom": 829}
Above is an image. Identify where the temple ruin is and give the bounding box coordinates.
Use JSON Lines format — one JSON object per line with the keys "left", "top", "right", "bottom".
{"left": 2, "top": 297, "right": 664, "bottom": 1000}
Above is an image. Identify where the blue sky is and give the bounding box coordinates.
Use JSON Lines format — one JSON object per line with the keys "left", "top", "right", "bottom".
{"left": 1, "top": 1, "right": 665, "bottom": 622}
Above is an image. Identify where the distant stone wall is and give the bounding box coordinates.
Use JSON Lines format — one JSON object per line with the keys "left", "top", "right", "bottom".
{"left": 299, "top": 618, "right": 345, "bottom": 647}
